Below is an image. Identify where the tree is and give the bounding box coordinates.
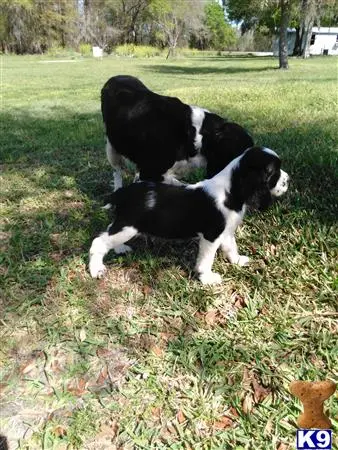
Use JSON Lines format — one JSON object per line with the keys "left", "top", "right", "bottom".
{"left": 81, "top": 0, "right": 120, "bottom": 50}
{"left": 204, "top": 2, "right": 236, "bottom": 51}
{"left": 150, "top": 0, "right": 203, "bottom": 58}
{"left": 279, "top": 0, "right": 290, "bottom": 68}
{"left": 0, "top": 0, "right": 79, "bottom": 53}
{"left": 225, "top": 0, "right": 296, "bottom": 69}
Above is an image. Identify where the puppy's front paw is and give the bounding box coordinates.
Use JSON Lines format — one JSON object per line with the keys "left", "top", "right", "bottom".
{"left": 114, "top": 244, "right": 132, "bottom": 254}
{"left": 236, "top": 255, "right": 250, "bottom": 266}
{"left": 89, "top": 261, "right": 107, "bottom": 279}
{"left": 199, "top": 272, "right": 222, "bottom": 285}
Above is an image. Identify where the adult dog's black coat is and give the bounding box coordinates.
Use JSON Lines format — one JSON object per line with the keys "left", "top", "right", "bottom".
{"left": 101, "top": 75, "right": 254, "bottom": 182}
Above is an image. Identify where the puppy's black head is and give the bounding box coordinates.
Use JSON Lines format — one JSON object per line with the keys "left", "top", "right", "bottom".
{"left": 234, "top": 146, "right": 289, "bottom": 210}
{"left": 201, "top": 114, "right": 254, "bottom": 178}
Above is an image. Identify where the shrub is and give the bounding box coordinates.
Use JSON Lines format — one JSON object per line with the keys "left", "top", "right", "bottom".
{"left": 114, "top": 44, "right": 163, "bottom": 58}
{"left": 79, "top": 43, "right": 92, "bottom": 56}
{"left": 46, "top": 46, "right": 80, "bottom": 58}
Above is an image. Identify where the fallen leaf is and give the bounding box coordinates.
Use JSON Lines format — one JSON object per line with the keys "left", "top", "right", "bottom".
{"left": 21, "top": 360, "right": 36, "bottom": 374}
{"left": 50, "top": 359, "right": 62, "bottom": 373}
{"left": 252, "top": 377, "right": 271, "bottom": 403}
{"left": 53, "top": 425, "right": 67, "bottom": 437}
{"left": 142, "top": 285, "right": 152, "bottom": 296}
{"left": 151, "top": 345, "right": 164, "bottom": 357}
{"left": 79, "top": 328, "right": 86, "bottom": 342}
{"left": 67, "top": 378, "right": 87, "bottom": 396}
{"left": 213, "top": 415, "right": 233, "bottom": 430}
{"left": 277, "top": 443, "right": 290, "bottom": 450}
{"left": 242, "top": 393, "right": 254, "bottom": 414}
{"left": 228, "top": 406, "right": 239, "bottom": 417}
{"left": 0, "top": 382, "right": 8, "bottom": 395}
{"left": 234, "top": 294, "right": 246, "bottom": 309}
{"left": 242, "top": 367, "right": 252, "bottom": 390}
{"left": 96, "top": 367, "right": 108, "bottom": 385}
{"left": 97, "top": 420, "right": 119, "bottom": 440}
{"left": 159, "top": 332, "right": 175, "bottom": 342}
{"left": 151, "top": 406, "right": 162, "bottom": 419}
{"left": 205, "top": 309, "right": 218, "bottom": 325}
{"left": 177, "top": 410, "right": 186, "bottom": 424}
{"left": 96, "top": 347, "right": 113, "bottom": 358}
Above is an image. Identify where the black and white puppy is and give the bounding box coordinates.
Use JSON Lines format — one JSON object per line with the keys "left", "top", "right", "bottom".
{"left": 101, "top": 75, "right": 254, "bottom": 189}
{"left": 89, "top": 147, "right": 289, "bottom": 285}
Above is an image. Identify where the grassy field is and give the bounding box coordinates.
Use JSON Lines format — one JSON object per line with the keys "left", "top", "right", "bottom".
{"left": 1, "top": 54, "right": 337, "bottom": 450}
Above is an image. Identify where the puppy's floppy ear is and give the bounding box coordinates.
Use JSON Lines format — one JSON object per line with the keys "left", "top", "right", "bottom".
{"left": 239, "top": 147, "right": 275, "bottom": 210}
{"left": 247, "top": 187, "right": 273, "bottom": 211}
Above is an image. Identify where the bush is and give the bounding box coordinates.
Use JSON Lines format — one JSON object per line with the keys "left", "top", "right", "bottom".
{"left": 46, "top": 45, "right": 80, "bottom": 58}
{"left": 79, "top": 43, "right": 92, "bottom": 56}
{"left": 114, "top": 44, "right": 163, "bottom": 58}
{"left": 178, "top": 48, "right": 218, "bottom": 57}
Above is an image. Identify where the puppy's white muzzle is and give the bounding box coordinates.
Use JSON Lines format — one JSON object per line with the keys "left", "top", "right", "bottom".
{"left": 271, "top": 170, "right": 289, "bottom": 197}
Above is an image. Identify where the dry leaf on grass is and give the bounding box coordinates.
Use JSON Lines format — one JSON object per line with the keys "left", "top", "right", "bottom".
{"left": 241, "top": 369, "right": 271, "bottom": 414}
{"left": 213, "top": 415, "right": 234, "bottom": 430}
{"left": 142, "top": 285, "right": 152, "bottom": 296}
{"left": 242, "top": 393, "right": 254, "bottom": 414}
{"left": 20, "top": 360, "right": 36, "bottom": 374}
{"left": 277, "top": 443, "right": 290, "bottom": 450}
{"left": 151, "top": 406, "right": 162, "bottom": 419}
{"left": 228, "top": 406, "right": 239, "bottom": 417}
{"left": 96, "top": 347, "right": 113, "bottom": 358}
{"left": 151, "top": 345, "right": 164, "bottom": 357}
{"left": 234, "top": 294, "right": 246, "bottom": 309}
{"left": 205, "top": 310, "right": 218, "bottom": 325}
{"left": 79, "top": 328, "right": 86, "bottom": 342}
{"left": 53, "top": 425, "right": 67, "bottom": 437}
{"left": 252, "top": 377, "right": 271, "bottom": 403}
{"left": 96, "top": 367, "right": 108, "bottom": 385}
{"left": 67, "top": 378, "right": 87, "bottom": 396}
{"left": 97, "top": 420, "right": 119, "bottom": 440}
{"left": 176, "top": 410, "right": 186, "bottom": 424}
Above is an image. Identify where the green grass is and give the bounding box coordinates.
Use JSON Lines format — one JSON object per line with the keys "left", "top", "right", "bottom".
{"left": 1, "top": 53, "right": 337, "bottom": 450}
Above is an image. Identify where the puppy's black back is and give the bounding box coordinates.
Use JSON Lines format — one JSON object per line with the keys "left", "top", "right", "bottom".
{"left": 110, "top": 183, "right": 224, "bottom": 241}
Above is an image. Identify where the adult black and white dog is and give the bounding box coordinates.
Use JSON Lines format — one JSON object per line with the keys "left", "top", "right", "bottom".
{"left": 89, "top": 146, "right": 289, "bottom": 285}
{"left": 101, "top": 75, "right": 254, "bottom": 189}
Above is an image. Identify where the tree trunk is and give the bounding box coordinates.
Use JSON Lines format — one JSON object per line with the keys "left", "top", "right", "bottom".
{"left": 301, "top": 17, "right": 314, "bottom": 58}
{"left": 279, "top": 0, "right": 290, "bottom": 69}
{"left": 292, "top": 26, "right": 302, "bottom": 56}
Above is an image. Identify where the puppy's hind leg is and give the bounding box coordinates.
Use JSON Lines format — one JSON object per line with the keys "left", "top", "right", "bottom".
{"left": 89, "top": 225, "right": 138, "bottom": 278}
{"left": 221, "top": 234, "right": 249, "bottom": 266}
{"left": 106, "top": 138, "right": 123, "bottom": 191}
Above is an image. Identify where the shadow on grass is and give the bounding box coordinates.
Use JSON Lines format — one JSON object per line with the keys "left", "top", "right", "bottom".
{"left": 143, "top": 63, "right": 274, "bottom": 76}
{"left": 1, "top": 108, "right": 337, "bottom": 312}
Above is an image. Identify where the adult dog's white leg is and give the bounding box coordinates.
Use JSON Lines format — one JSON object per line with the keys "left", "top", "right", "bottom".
{"left": 89, "top": 226, "right": 138, "bottom": 278}
{"left": 106, "top": 138, "right": 123, "bottom": 191}
{"left": 221, "top": 234, "right": 249, "bottom": 266}
{"left": 195, "top": 236, "right": 222, "bottom": 285}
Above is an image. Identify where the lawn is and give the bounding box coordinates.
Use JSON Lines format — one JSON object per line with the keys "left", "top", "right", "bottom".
{"left": 0, "top": 54, "right": 337, "bottom": 450}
